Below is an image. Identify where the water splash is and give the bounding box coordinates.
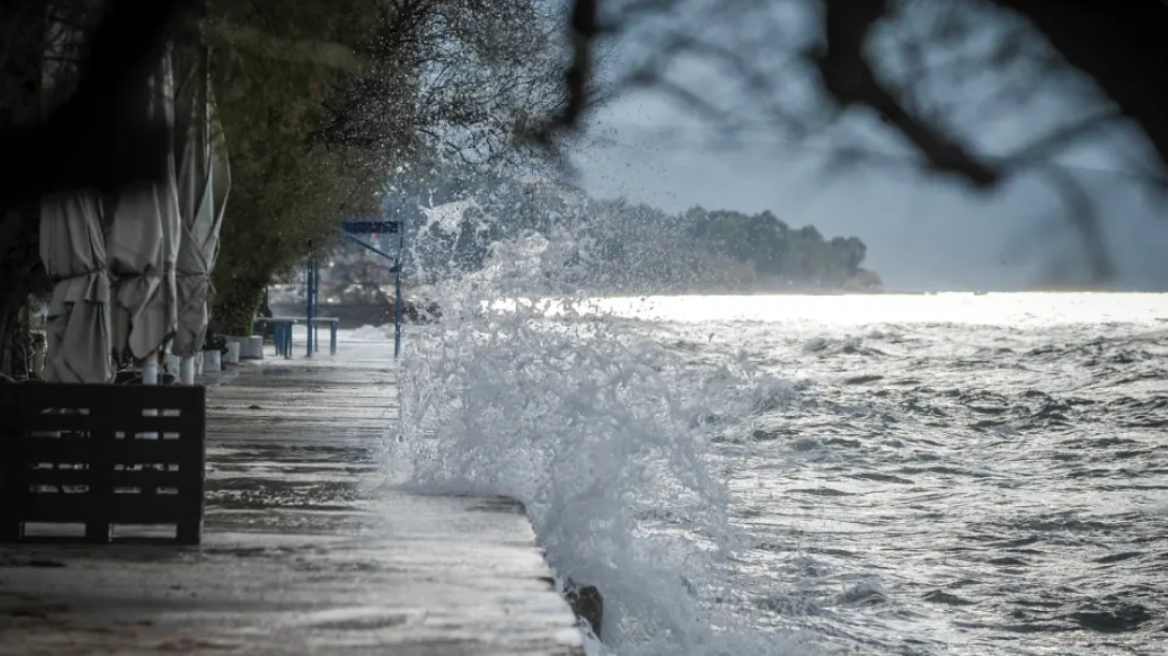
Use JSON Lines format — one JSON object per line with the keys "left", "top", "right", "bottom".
{"left": 385, "top": 214, "right": 817, "bottom": 655}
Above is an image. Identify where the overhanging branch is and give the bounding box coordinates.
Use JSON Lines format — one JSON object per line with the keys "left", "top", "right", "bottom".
{"left": 985, "top": 0, "right": 1168, "bottom": 172}
{"left": 813, "top": 0, "right": 998, "bottom": 187}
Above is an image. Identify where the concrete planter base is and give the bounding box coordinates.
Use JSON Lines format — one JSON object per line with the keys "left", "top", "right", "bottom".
{"left": 223, "top": 341, "right": 241, "bottom": 365}
{"left": 230, "top": 335, "right": 264, "bottom": 360}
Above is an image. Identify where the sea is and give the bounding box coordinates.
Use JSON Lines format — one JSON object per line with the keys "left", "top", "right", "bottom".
{"left": 377, "top": 244, "right": 1167, "bottom": 656}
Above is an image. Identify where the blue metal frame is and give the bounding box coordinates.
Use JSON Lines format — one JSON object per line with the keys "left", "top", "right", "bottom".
{"left": 309, "top": 217, "right": 404, "bottom": 358}
{"left": 342, "top": 220, "right": 399, "bottom": 235}
{"left": 394, "top": 224, "right": 403, "bottom": 358}
{"left": 253, "top": 319, "right": 296, "bottom": 358}
{"left": 305, "top": 256, "right": 315, "bottom": 357}
{"left": 339, "top": 231, "right": 400, "bottom": 270}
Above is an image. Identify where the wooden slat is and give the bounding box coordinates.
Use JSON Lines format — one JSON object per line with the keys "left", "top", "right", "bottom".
{"left": 17, "top": 494, "right": 199, "bottom": 523}
{"left": 2, "top": 382, "right": 204, "bottom": 412}
{"left": 8, "top": 437, "right": 193, "bottom": 464}
{"left": 8, "top": 414, "right": 199, "bottom": 435}
{"left": 21, "top": 468, "right": 93, "bottom": 487}
{"left": 109, "top": 438, "right": 198, "bottom": 464}
{"left": 110, "top": 468, "right": 189, "bottom": 490}
{"left": 7, "top": 438, "right": 96, "bottom": 462}
{"left": 8, "top": 493, "right": 90, "bottom": 523}
{"left": 109, "top": 493, "right": 201, "bottom": 523}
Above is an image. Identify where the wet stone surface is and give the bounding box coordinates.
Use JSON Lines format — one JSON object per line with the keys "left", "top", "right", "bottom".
{"left": 0, "top": 346, "right": 582, "bottom": 655}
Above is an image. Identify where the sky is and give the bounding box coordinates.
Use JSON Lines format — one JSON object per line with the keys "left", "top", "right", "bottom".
{"left": 564, "top": 2, "right": 1168, "bottom": 292}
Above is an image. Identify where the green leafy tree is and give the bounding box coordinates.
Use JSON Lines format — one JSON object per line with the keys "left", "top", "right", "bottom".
{"left": 205, "top": 0, "right": 566, "bottom": 334}
{"left": 204, "top": 1, "right": 381, "bottom": 332}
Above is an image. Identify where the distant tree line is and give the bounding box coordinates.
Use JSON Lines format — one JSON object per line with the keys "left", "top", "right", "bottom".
{"left": 392, "top": 174, "right": 882, "bottom": 294}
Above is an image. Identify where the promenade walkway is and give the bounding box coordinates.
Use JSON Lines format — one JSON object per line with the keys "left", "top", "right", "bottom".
{"left": 0, "top": 338, "right": 581, "bottom": 655}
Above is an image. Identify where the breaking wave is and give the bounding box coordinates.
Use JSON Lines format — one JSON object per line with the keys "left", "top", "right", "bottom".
{"left": 385, "top": 232, "right": 816, "bottom": 655}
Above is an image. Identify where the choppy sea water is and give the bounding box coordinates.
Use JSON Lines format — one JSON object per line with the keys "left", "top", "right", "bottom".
{"left": 386, "top": 292, "right": 1168, "bottom": 656}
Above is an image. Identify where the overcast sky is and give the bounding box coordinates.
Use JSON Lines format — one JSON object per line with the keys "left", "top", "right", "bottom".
{"left": 564, "top": 3, "right": 1168, "bottom": 292}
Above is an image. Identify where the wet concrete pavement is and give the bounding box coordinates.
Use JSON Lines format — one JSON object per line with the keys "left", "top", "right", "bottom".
{"left": 0, "top": 341, "right": 582, "bottom": 655}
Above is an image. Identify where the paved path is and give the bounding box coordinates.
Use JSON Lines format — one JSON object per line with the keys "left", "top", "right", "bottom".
{"left": 0, "top": 340, "right": 582, "bottom": 655}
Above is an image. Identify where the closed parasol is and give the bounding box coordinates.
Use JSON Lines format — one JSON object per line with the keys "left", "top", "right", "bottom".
{"left": 172, "top": 66, "right": 231, "bottom": 382}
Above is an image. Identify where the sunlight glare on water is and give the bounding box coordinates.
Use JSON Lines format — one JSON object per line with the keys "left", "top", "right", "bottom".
{"left": 495, "top": 292, "right": 1166, "bottom": 326}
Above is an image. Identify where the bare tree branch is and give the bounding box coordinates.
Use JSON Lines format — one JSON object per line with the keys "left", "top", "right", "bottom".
{"left": 985, "top": 0, "right": 1168, "bottom": 171}
{"left": 812, "top": 0, "right": 997, "bottom": 187}
{"left": 529, "top": 0, "right": 597, "bottom": 145}
{"left": 1005, "top": 108, "right": 1121, "bottom": 166}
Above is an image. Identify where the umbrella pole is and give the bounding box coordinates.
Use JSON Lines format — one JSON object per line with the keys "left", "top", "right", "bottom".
{"left": 180, "top": 355, "right": 196, "bottom": 385}
{"left": 143, "top": 351, "right": 159, "bottom": 385}
{"left": 142, "top": 351, "right": 161, "bottom": 441}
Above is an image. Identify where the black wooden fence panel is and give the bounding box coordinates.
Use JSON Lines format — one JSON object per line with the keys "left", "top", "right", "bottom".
{"left": 0, "top": 383, "right": 206, "bottom": 544}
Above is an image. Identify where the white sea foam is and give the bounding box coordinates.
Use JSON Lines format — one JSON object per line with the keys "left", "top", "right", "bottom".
{"left": 384, "top": 226, "right": 817, "bottom": 655}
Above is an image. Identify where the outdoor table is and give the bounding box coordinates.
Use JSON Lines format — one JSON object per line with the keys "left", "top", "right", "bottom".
{"left": 253, "top": 318, "right": 299, "bottom": 358}
{"left": 255, "top": 317, "right": 340, "bottom": 357}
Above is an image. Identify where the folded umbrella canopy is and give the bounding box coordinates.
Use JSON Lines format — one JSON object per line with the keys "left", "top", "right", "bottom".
{"left": 172, "top": 71, "right": 231, "bottom": 363}
{"left": 39, "top": 192, "right": 114, "bottom": 383}
{"left": 107, "top": 51, "right": 181, "bottom": 366}
{"left": 37, "top": 11, "right": 113, "bottom": 384}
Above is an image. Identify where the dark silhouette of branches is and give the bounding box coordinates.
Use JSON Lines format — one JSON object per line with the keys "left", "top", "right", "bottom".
{"left": 985, "top": 0, "right": 1168, "bottom": 171}
{"left": 529, "top": 0, "right": 597, "bottom": 148}
{"left": 541, "top": 0, "right": 1167, "bottom": 283}
{"left": 550, "top": 0, "right": 1167, "bottom": 177}
{"left": 0, "top": 0, "right": 201, "bottom": 206}
{"left": 813, "top": 0, "right": 998, "bottom": 187}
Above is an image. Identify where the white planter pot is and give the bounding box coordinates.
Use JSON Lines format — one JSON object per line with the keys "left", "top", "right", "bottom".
{"left": 236, "top": 335, "right": 264, "bottom": 360}
{"left": 223, "top": 341, "right": 241, "bottom": 364}
{"left": 163, "top": 353, "right": 181, "bottom": 376}
{"left": 226, "top": 335, "right": 263, "bottom": 360}
{"left": 203, "top": 350, "right": 222, "bottom": 373}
